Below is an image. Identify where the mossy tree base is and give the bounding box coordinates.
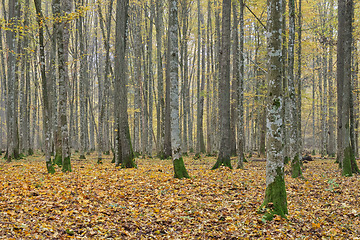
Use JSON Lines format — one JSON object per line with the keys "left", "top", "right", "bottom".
{"left": 157, "top": 151, "right": 166, "bottom": 160}
{"left": 62, "top": 156, "right": 72, "bottom": 172}
{"left": 79, "top": 155, "right": 86, "bottom": 160}
{"left": 237, "top": 153, "right": 245, "bottom": 169}
{"left": 54, "top": 154, "right": 62, "bottom": 167}
{"left": 211, "top": 156, "right": 232, "bottom": 170}
{"left": 118, "top": 155, "right": 137, "bottom": 168}
{"left": 173, "top": 157, "right": 190, "bottom": 179}
{"left": 259, "top": 167, "right": 288, "bottom": 221}
{"left": 342, "top": 146, "right": 353, "bottom": 177}
{"left": 284, "top": 156, "right": 290, "bottom": 165}
{"left": 341, "top": 145, "right": 359, "bottom": 175}
{"left": 291, "top": 154, "right": 302, "bottom": 178}
{"left": 28, "top": 148, "right": 34, "bottom": 156}
{"left": 47, "top": 162, "right": 55, "bottom": 174}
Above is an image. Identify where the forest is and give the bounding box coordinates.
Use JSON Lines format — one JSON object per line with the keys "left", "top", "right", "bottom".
{"left": 0, "top": 0, "right": 360, "bottom": 238}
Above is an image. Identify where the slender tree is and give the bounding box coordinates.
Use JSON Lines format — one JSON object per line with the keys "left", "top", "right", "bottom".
{"left": 54, "top": 0, "right": 72, "bottom": 172}
{"left": 337, "top": 0, "right": 359, "bottom": 175}
{"left": 155, "top": 0, "right": 165, "bottom": 157}
{"left": 212, "top": 0, "right": 232, "bottom": 169}
{"left": 6, "top": 0, "right": 20, "bottom": 161}
{"left": 169, "top": 0, "right": 189, "bottom": 179}
{"left": 34, "top": 0, "right": 55, "bottom": 173}
{"left": 237, "top": 0, "right": 245, "bottom": 169}
{"left": 288, "top": 0, "right": 302, "bottom": 178}
{"left": 114, "top": 0, "right": 136, "bottom": 168}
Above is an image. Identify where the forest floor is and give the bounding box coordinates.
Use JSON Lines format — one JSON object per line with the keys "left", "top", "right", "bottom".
{"left": 0, "top": 152, "right": 359, "bottom": 239}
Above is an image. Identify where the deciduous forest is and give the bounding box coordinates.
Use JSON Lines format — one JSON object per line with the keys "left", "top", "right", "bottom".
{"left": 0, "top": 0, "right": 360, "bottom": 238}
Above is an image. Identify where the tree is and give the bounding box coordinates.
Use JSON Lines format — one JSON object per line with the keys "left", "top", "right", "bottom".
{"left": 169, "top": 0, "right": 189, "bottom": 179}
{"left": 288, "top": 0, "right": 302, "bottom": 178}
{"left": 79, "top": 2, "right": 89, "bottom": 160}
{"left": 212, "top": 0, "right": 232, "bottom": 170}
{"left": 34, "top": 0, "right": 55, "bottom": 174}
{"left": 260, "top": 0, "right": 287, "bottom": 220}
{"left": 337, "top": 0, "right": 359, "bottom": 176}
{"left": 114, "top": 0, "right": 136, "bottom": 168}
{"left": 155, "top": 0, "right": 165, "bottom": 157}
{"left": 54, "top": 0, "right": 72, "bottom": 172}
{"left": 196, "top": 0, "right": 205, "bottom": 156}
{"left": 6, "top": 0, "right": 20, "bottom": 161}
{"left": 237, "top": 0, "right": 245, "bottom": 169}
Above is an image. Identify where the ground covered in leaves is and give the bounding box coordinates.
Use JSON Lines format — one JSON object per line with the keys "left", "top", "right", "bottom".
{"left": 0, "top": 153, "right": 359, "bottom": 239}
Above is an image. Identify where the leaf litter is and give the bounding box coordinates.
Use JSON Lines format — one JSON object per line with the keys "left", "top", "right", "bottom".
{"left": 0, "top": 153, "right": 359, "bottom": 239}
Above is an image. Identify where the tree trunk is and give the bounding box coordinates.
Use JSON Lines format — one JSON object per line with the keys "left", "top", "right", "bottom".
{"left": 34, "top": 0, "right": 55, "bottom": 173}
{"left": 115, "top": 0, "right": 136, "bottom": 168}
{"left": 328, "top": 0, "right": 336, "bottom": 157}
{"left": 237, "top": 0, "right": 245, "bottom": 169}
{"left": 79, "top": 6, "right": 88, "bottom": 160}
{"left": 337, "top": 0, "right": 359, "bottom": 175}
{"left": 206, "top": 0, "right": 213, "bottom": 155}
{"left": 56, "top": 0, "right": 72, "bottom": 172}
{"left": 196, "top": 0, "right": 205, "bottom": 156}
{"left": 164, "top": 18, "right": 172, "bottom": 159}
{"left": 156, "top": 0, "right": 165, "bottom": 157}
{"left": 230, "top": 0, "right": 239, "bottom": 157}
{"left": 260, "top": 0, "right": 288, "bottom": 220}
{"left": 6, "top": 0, "right": 20, "bottom": 161}
{"left": 212, "top": 0, "right": 232, "bottom": 170}
{"left": 169, "top": 0, "right": 189, "bottom": 179}
{"left": 288, "top": 0, "right": 302, "bottom": 178}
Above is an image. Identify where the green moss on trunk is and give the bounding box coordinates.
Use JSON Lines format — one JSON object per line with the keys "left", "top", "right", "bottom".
{"left": 342, "top": 146, "right": 353, "bottom": 177}
{"left": 291, "top": 154, "right": 302, "bottom": 178}
{"left": 173, "top": 157, "right": 190, "bottom": 179}
{"left": 54, "top": 153, "right": 62, "bottom": 166}
{"left": 122, "top": 155, "right": 137, "bottom": 168}
{"left": 260, "top": 167, "right": 288, "bottom": 220}
{"left": 28, "top": 148, "right": 34, "bottom": 156}
{"left": 157, "top": 151, "right": 166, "bottom": 160}
{"left": 47, "top": 162, "right": 55, "bottom": 174}
{"left": 211, "top": 156, "right": 232, "bottom": 170}
{"left": 284, "top": 156, "right": 290, "bottom": 165}
{"left": 351, "top": 158, "right": 360, "bottom": 174}
{"left": 62, "top": 156, "right": 72, "bottom": 172}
